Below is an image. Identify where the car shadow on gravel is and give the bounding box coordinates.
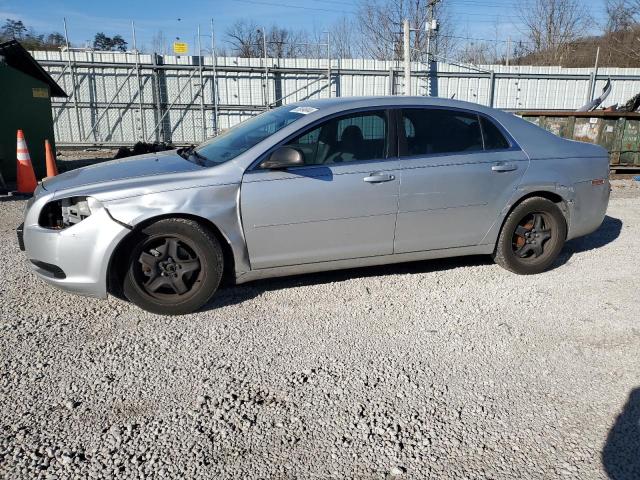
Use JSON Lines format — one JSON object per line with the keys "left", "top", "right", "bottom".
{"left": 206, "top": 216, "right": 623, "bottom": 310}
{"left": 554, "top": 215, "right": 622, "bottom": 268}
{"left": 0, "top": 194, "right": 30, "bottom": 202}
{"left": 205, "top": 255, "right": 494, "bottom": 310}
{"left": 602, "top": 387, "right": 640, "bottom": 480}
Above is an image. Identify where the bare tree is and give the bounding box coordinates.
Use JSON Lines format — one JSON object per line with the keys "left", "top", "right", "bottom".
{"left": 356, "top": 0, "right": 456, "bottom": 62}
{"left": 605, "top": 0, "right": 640, "bottom": 32}
{"left": 519, "top": 0, "right": 592, "bottom": 64}
{"left": 455, "top": 17, "right": 505, "bottom": 65}
{"left": 329, "top": 17, "right": 358, "bottom": 59}
{"left": 151, "top": 30, "right": 168, "bottom": 55}
{"left": 225, "top": 20, "right": 262, "bottom": 57}
{"left": 267, "top": 25, "right": 308, "bottom": 58}
{"left": 457, "top": 42, "right": 494, "bottom": 65}
{"left": 225, "top": 20, "right": 311, "bottom": 58}
{"left": 599, "top": 0, "right": 640, "bottom": 66}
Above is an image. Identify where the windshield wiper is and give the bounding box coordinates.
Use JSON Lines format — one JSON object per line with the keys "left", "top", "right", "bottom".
{"left": 178, "top": 145, "right": 208, "bottom": 166}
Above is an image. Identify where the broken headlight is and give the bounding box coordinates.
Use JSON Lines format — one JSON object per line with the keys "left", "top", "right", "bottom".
{"left": 38, "top": 196, "right": 102, "bottom": 229}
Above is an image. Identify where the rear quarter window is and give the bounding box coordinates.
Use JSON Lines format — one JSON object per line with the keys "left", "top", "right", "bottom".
{"left": 481, "top": 116, "right": 511, "bottom": 150}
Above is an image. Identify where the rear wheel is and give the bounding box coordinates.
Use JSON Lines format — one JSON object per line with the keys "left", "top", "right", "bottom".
{"left": 493, "top": 197, "right": 567, "bottom": 274}
{"left": 122, "top": 218, "right": 223, "bottom": 315}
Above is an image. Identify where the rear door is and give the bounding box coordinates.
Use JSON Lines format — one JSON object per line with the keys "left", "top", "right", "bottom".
{"left": 394, "top": 107, "right": 529, "bottom": 253}
{"left": 241, "top": 109, "right": 401, "bottom": 269}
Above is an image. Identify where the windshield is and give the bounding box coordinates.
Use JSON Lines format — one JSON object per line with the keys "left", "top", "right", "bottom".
{"left": 192, "top": 106, "right": 308, "bottom": 165}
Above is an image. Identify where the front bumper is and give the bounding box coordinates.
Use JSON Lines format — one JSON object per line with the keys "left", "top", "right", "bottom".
{"left": 22, "top": 205, "right": 130, "bottom": 298}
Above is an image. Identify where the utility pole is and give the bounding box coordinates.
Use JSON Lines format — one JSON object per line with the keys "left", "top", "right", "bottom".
{"left": 506, "top": 36, "right": 511, "bottom": 67}
{"left": 424, "top": 0, "right": 441, "bottom": 97}
{"left": 403, "top": 19, "right": 411, "bottom": 95}
{"left": 425, "top": 0, "right": 441, "bottom": 64}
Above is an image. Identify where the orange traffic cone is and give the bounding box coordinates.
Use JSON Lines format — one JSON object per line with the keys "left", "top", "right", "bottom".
{"left": 44, "top": 139, "right": 58, "bottom": 177}
{"left": 16, "top": 130, "right": 37, "bottom": 194}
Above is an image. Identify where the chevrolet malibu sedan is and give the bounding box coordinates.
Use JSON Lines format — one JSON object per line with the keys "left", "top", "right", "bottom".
{"left": 19, "top": 97, "right": 610, "bottom": 314}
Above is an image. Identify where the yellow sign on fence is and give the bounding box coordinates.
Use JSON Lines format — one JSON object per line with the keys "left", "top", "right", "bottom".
{"left": 173, "top": 42, "right": 188, "bottom": 54}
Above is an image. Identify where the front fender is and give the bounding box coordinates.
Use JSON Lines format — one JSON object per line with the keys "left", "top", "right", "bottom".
{"left": 104, "top": 184, "right": 251, "bottom": 275}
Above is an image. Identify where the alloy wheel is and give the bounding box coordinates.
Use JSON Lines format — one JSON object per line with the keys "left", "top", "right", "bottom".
{"left": 511, "top": 212, "right": 553, "bottom": 259}
{"left": 135, "top": 236, "right": 202, "bottom": 299}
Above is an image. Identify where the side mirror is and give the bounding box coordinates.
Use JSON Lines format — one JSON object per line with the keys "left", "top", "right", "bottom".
{"left": 260, "top": 146, "right": 304, "bottom": 169}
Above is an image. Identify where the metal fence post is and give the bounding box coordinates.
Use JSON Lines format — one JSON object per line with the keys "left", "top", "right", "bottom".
{"left": 197, "top": 25, "right": 206, "bottom": 141}
{"left": 326, "top": 31, "right": 331, "bottom": 98}
{"left": 589, "top": 46, "right": 601, "bottom": 101}
{"left": 87, "top": 49, "right": 97, "bottom": 142}
{"left": 210, "top": 19, "right": 219, "bottom": 134}
{"left": 586, "top": 72, "right": 595, "bottom": 104}
{"left": 403, "top": 19, "right": 411, "bottom": 96}
{"left": 132, "top": 21, "right": 146, "bottom": 142}
{"left": 488, "top": 70, "right": 495, "bottom": 107}
{"left": 152, "top": 54, "right": 165, "bottom": 143}
{"left": 261, "top": 28, "right": 269, "bottom": 108}
{"left": 63, "top": 18, "right": 84, "bottom": 143}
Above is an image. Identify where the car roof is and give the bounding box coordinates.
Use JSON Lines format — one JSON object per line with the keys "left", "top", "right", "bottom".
{"left": 292, "top": 95, "right": 496, "bottom": 114}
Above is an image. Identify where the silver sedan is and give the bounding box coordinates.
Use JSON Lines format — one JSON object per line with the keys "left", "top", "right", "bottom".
{"left": 19, "top": 97, "right": 610, "bottom": 314}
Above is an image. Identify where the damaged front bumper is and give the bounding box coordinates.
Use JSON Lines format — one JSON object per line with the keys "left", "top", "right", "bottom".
{"left": 21, "top": 191, "right": 131, "bottom": 298}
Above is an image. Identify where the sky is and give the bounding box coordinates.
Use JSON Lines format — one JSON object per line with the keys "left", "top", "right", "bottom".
{"left": 2, "top": 0, "right": 609, "bottom": 55}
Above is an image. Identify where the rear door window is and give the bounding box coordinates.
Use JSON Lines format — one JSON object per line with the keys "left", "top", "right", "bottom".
{"left": 401, "top": 109, "right": 484, "bottom": 156}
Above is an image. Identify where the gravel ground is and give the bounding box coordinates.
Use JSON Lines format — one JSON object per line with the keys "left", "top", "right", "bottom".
{"left": 1, "top": 181, "right": 639, "bottom": 479}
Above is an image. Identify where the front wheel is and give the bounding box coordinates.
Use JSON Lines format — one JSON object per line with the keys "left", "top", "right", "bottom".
{"left": 493, "top": 197, "right": 567, "bottom": 275}
{"left": 122, "top": 218, "right": 223, "bottom": 315}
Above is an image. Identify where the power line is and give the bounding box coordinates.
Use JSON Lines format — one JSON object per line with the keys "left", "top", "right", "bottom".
{"left": 232, "top": 0, "right": 357, "bottom": 14}
{"left": 442, "top": 34, "right": 535, "bottom": 45}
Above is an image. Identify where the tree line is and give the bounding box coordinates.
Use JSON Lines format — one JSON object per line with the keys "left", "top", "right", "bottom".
{"left": 0, "top": 19, "right": 128, "bottom": 52}
{"left": 3, "top": 0, "right": 640, "bottom": 67}
{"left": 0, "top": 19, "right": 65, "bottom": 50}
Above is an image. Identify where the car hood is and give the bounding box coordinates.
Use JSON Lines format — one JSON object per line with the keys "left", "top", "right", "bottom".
{"left": 41, "top": 150, "right": 202, "bottom": 193}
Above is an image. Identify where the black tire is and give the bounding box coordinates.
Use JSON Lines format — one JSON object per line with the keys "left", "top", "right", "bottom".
{"left": 122, "top": 218, "right": 223, "bottom": 315}
{"left": 493, "top": 197, "right": 567, "bottom": 275}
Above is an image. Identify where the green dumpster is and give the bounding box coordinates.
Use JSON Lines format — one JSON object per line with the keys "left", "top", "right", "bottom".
{"left": 0, "top": 40, "right": 67, "bottom": 183}
{"left": 517, "top": 110, "right": 640, "bottom": 170}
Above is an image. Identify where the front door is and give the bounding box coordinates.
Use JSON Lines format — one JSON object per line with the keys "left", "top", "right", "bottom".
{"left": 394, "top": 108, "right": 529, "bottom": 253}
{"left": 241, "top": 109, "right": 401, "bottom": 269}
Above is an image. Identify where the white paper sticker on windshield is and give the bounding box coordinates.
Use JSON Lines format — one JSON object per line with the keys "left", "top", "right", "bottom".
{"left": 290, "top": 106, "right": 318, "bottom": 114}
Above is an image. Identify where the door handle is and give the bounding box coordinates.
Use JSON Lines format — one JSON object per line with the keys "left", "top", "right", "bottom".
{"left": 363, "top": 172, "right": 395, "bottom": 183}
{"left": 491, "top": 163, "right": 517, "bottom": 172}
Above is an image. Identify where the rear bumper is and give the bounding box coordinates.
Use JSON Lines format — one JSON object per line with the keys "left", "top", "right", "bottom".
{"left": 23, "top": 207, "right": 130, "bottom": 298}
{"left": 566, "top": 179, "right": 611, "bottom": 240}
